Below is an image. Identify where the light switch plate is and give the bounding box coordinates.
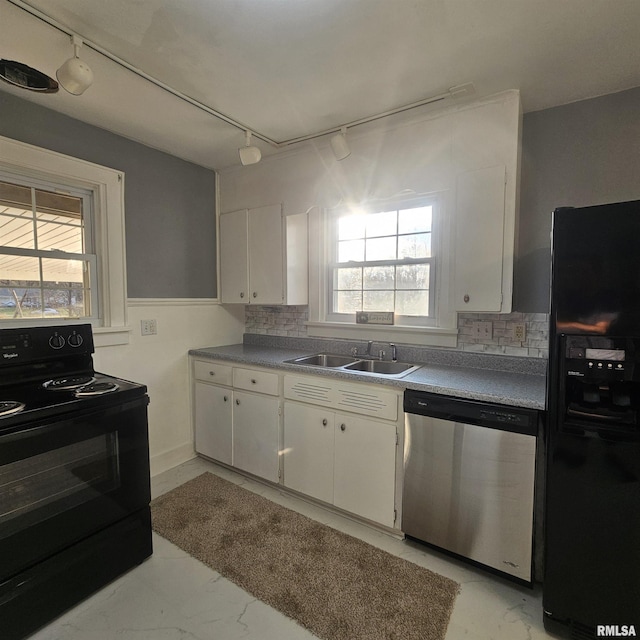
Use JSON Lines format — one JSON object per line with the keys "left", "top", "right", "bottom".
{"left": 141, "top": 319, "right": 157, "bottom": 335}
{"left": 472, "top": 321, "right": 492, "bottom": 339}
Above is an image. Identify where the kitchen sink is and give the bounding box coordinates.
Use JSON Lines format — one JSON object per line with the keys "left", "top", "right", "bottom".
{"left": 285, "top": 353, "right": 359, "bottom": 367}
{"left": 343, "top": 360, "right": 422, "bottom": 376}
{"left": 284, "top": 353, "right": 422, "bottom": 378}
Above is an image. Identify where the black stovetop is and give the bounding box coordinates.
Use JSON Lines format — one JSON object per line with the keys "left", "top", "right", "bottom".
{"left": 0, "top": 372, "right": 148, "bottom": 432}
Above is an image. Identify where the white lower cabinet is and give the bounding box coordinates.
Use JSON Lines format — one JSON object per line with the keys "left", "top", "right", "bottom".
{"left": 283, "top": 402, "right": 334, "bottom": 504}
{"left": 233, "top": 390, "right": 280, "bottom": 483}
{"left": 332, "top": 413, "right": 397, "bottom": 527}
{"left": 192, "top": 360, "right": 280, "bottom": 484}
{"left": 283, "top": 397, "right": 399, "bottom": 528}
{"left": 193, "top": 361, "right": 401, "bottom": 529}
{"left": 194, "top": 382, "right": 233, "bottom": 466}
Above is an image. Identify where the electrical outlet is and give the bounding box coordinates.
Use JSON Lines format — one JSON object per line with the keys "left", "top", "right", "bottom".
{"left": 513, "top": 322, "right": 526, "bottom": 342}
{"left": 472, "top": 321, "right": 493, "bottom": 339}
{"left": 141, "top": 319, "right": 157, "bottom": 336}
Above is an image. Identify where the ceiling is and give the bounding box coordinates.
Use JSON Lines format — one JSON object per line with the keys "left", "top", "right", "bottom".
{"left": 1, "top": 0, "right": 639, "bottom": 170}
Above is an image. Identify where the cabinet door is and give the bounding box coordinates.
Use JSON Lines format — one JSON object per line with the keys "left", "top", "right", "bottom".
{"left": 220, "top": 209, "right": 249, "bottom": 303}
{"left": 454, "top": 165, "right": 507, "bottom": 312}
{"left": 333, "top": 414, "right": 397, "bottom": 527}
{"left": 283, "top": 402, "right": 334, "bottom": 504}
{"left": 247, "top": 204, "right": 283, "bottom": 304}
{"left": 232, "top": 390, "right": 280, "bottom": 483}
{"left": 194, "top": 383, "right": 233, "bottom": 465}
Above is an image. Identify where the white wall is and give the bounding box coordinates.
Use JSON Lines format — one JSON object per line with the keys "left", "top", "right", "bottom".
{"left": 220, "top": 90, "right": 521, "bottom": 341}
{"left": 93, "top": 300, "right": 244, "bottom": 476}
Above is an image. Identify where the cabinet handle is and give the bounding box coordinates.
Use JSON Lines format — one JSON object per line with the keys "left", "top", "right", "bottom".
{"left": 240, "top": 292, "right": 245, "bottom": 298}
{"left": 251, "top": 378, "right": 257, "bottom": 384}
{"left": 235, "top": 399, "right": 240, "bottom": 405}
{"left": 322, "top": 418, "right": 328, "bottom": 426}
{"left": 252, "top": 292, "right": 257, "bottom": 298}
{"left": 209, "top": 371, "right": 215, "bottom": 376}
{"left": 223, "top": 395, "right": 228, "bottom": 402}
{"left": 340, "top": 423, "right": 346, "bottom": 431}
{"left": 463, "top": 294, "right": 470, "bottom": 303}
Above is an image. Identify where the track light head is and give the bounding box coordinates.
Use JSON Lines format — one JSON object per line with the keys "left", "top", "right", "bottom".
{"left": 57, "top": 35, "right": 93, "bottom": 95}
{"left": 239, "top": 130, "right": 262, "bottom": 165}
{"left": 330, "top": 126, "right": 351, "bottom": 161}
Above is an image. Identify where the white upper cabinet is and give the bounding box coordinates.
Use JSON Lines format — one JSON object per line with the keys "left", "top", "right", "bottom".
{"left": 451, "top": 95, "right": 521, "bottom": 313}
{"left": 219, "top": 204, "right": 308, "bottom": 305}
{"left": 454, "top": 165, "right": 507, "bottom": 312}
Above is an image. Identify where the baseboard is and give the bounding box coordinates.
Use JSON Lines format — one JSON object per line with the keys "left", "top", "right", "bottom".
{"left": 150, "top": 443, "right": 196, "bottom": 477}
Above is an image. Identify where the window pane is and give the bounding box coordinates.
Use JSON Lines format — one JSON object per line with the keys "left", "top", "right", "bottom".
{"left": 41, "top": 258, "right": 84, "bottom": 285}
{"left": 334, "top": 290, "right": 362, "bottom": 313}
{"left": 365, "top": 211, "right": 397, "bottom": 238}
{"left": 43, "top": 287, "right": 86, "bottom": 318}
{"left": 0, "top": 286, "right": 42, "bottom": 318}
{"left": 0, "top": 253, "right": 40, "bottom": 281}
{"left": 335, "top": 267, "right": 362, "bottom": 290}
{"left": 398, "top": 206, "right": 431, "bottom": 234}
{"left": 398, "top": 233, "right": 431, "bottom": 259}
{"left": 365, "top": 237, "right": 396, "bottom": 261}
{"left": 338, "top": 214, "right": 365, "bottom": 240}
{"left": 0, "top": 208, "right": 35, "bottom": 250}
{"left": 36, "top": 213, "right": 83, "bottom": 252}
{"left": 338, "top": 239, "right": 364, "bottom": 262}
{"left": 396, "top": 290, "right": 429, "bottom": 316}
{"left": 363, "top": 266, "right": 395, "bottom": 290}
{"left": 363, "top": 290, "right": 394, "bottom": 311}
{"left": 397, "top": 264, "right": 430, "bottom": 289}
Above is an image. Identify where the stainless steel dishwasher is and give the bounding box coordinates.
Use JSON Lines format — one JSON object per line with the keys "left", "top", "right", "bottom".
{"left": 402, "top": 389, "right": 539, "bottom": 583}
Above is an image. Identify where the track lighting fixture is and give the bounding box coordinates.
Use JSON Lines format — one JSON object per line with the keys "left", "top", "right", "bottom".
{"left": 57, "top": 35, "right": 93, "bottom": 95}
{"left": 238, "top": 130, "right": 262, "bottom": 165}
{"left": 330, "top": 126, "right": 351, "bottom": 161}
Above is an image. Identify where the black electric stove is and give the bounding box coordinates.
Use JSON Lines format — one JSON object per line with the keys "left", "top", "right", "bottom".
{"left": 0, "top": 324, "right": 152, "bottom": 640}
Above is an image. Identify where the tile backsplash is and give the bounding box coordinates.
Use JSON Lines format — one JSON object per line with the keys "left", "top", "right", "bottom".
{"left": 245, "top": 306, "right": 549, "bottom": 358}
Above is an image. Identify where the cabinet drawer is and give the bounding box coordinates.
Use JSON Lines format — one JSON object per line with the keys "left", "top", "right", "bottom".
{"left": 233, "top": 367, "right": 279, "bottom": 395}
{"left": 193, "top": 360, "right": 233, "bottom": 386}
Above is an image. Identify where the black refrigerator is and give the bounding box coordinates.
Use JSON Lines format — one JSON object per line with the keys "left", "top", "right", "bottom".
{"left": 545, "top": 200, "right": 640, "bottom": 639}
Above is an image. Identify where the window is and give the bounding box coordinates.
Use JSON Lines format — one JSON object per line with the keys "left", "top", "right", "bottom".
{"left": 0, "top": 176, "right": 98, "bottom": 321}
{"left": 0, "top": 134, "right": 127, "bottom": 342}
{"left": 327, "top": 199, "right": 436, "bottom": 326}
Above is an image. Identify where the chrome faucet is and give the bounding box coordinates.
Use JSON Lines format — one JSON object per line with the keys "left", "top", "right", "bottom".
{"left": 390, "top": 343, "right": 397, "bottom": 362}
{"left": 366, "top": 340, "right": 374, "bottom": 357}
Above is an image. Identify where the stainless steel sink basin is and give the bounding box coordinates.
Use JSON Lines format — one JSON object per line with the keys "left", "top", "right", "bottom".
{"left": 285, "top": 353, "right": 358, "bottom": 367}
{"left": 285, "top": 353, "right": 421, "bottom": 378}
{"left": 343, "top": 360, "right": 422, "bottom": 376}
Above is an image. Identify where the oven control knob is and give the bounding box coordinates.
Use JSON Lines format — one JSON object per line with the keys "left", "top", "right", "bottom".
{"left": 68, "top": 333, "right": 83, "bottom": 347}
{"left": 49, "top": 334, "right": 65, "bottom": 349}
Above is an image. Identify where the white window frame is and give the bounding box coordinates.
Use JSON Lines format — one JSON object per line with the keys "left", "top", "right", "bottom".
{"left": 0, "top": 172, "right": 100, "bottom": 321}
{"left": 307, "top": 191, "right": 458, "bottom": 347}
{"left": 326, "top": 196, "right": 437, "bottom": 326}
{"left": 0, "top": 135, "right": 129, "bottom": 346}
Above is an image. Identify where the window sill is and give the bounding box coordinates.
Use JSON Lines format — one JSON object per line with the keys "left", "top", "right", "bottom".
{"left": 305, "top": 321, "right": 458, "bottom": 348}
{"left": 93, "top": 326, "right": 131, "bottom": 347}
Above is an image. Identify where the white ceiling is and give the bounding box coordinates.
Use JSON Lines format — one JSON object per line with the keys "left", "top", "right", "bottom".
{"left": 2, "top": 0, "right": 639, "bottom": 170}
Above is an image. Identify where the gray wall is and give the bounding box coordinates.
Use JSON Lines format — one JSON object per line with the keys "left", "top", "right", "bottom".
{"left": 0, "top": 90, "right": 217, "bottom": 298}
{"left": 515, "top": 86, "right": 640, "bottom": 312}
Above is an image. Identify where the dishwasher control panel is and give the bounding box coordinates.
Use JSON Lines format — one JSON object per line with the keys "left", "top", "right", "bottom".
{"left": 404, "top": 389, "right": 538, "bottom": 436}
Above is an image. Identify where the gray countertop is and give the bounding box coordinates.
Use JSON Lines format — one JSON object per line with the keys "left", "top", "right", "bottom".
{"left": 189, "top": 343, "right": 547, "bottom": 410}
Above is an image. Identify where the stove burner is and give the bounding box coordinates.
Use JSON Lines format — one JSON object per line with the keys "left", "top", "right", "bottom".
{"left": 0, "top": 401, "right": 26, "bottom": 417}
{"left": 75, "top": 382, "right": 119, "bottom": 397}
{"left": 43, "top": 376, "right": 96, "bottom": 391}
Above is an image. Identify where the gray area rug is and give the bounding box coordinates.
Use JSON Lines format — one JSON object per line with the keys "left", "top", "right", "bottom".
{"left": 151, "top": 472, "right": 459, "bottom": 640}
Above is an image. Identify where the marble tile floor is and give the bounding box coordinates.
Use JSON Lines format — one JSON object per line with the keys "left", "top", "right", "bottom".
{"left": 28, "top": 456, "right": 556, "bottom": 640}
